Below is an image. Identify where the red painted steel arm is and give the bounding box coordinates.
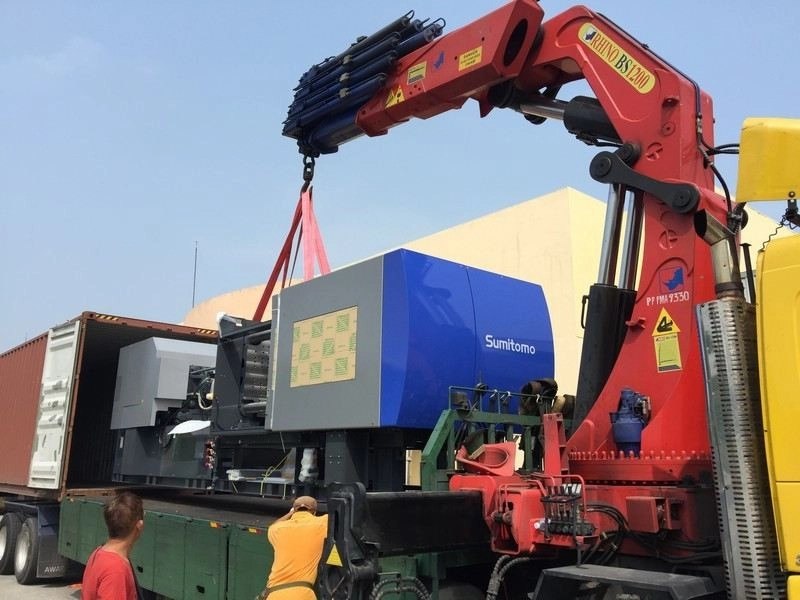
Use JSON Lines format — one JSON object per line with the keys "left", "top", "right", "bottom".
{"left": 357, "top": 1, "right": 715, "bottom": 192}
{"left": 515, "top": 6, "right": 714, "bottom": 188}
{"left": 355, "top": 0, "right": 546, "bottom": 136}
{"left": 512, "top": 7, "right": 724, "bottom": 461}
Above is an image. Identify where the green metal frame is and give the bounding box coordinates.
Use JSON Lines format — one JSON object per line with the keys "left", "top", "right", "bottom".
{"left": 413, "top": 386, "right": 563, "bottom": 596}
{"left": 420, "top": 387, "right": 547, "bottom": 492}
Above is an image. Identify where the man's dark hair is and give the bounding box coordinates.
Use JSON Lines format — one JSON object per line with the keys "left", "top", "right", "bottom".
{"left": 103, "top": 491, "right": 144, "bottom": 539}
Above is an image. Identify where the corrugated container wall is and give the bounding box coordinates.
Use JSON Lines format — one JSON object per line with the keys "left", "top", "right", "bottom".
{"left": 0, "top": 334, "right": 48, "bottom": 486}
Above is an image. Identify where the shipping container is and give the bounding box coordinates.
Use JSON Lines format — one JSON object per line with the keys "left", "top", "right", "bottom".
{"left": 0, "top": 311, "right": 217, "bottom": 500}
{"left": 0, "top": 312, "right": 218, "bottom": 583}
{"left": 0, "top": 333, "right": 48, "bottom": 490}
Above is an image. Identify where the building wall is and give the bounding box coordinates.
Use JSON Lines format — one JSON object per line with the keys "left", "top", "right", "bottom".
{"left": 182, "top": 282, "right": 300, "bottom": 330}
{"left": 183, "top": 285, "right": 265, "bottom": 329}
{"left": 403, "top": 187, "right": 604, "bottom": 394}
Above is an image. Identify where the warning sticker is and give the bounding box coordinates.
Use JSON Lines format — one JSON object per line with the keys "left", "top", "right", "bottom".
{"left": 407, "top": 61, "right": 427, "bottom": 84}
{"left": 386, "top": 86, "right": 405, "bottom": 107}
{"left": 651, "top": 308, "right": 681, "bottom": 371}
{"left": 654, "top": 334, "right": 682, "bottom": 372}
{"left": 458, "top": 46, "right": 483, "bottom": 71}
{"left": 326, "top": 543, "right": 343, "bottom": 567}
{"left": 651, "top": 308, "right": 681, "bottom": 337}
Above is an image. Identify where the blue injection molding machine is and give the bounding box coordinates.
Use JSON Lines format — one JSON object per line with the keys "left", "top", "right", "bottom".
{"left": 268, "top": 249, "right": 554, "bottom": 431}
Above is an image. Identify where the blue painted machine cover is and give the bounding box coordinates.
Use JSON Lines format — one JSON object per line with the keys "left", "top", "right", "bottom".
{"left": 379, "top": 250, "right": 554, "bottom": 428}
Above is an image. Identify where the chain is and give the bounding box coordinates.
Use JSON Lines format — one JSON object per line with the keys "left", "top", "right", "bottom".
{"left": 301, "top": 154, "right": 315, "bottom": 191}
{"left": 760, "top": 198, "right": 798, "bottom": 252}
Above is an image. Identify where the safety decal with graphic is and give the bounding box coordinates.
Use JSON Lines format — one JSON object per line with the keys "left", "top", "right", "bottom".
{"left": 386, "top": 86, "right": 405, "bottom": 107}
{"left": 651, "top": 307, "right": 682, "bottom": 372}
{"left": 326, "top": 543, "right": 343, "bottom": 567}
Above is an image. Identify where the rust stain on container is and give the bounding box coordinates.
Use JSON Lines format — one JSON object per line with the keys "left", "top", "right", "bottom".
{"left": 0, "top": 334, "right": 48, "bottom": 486}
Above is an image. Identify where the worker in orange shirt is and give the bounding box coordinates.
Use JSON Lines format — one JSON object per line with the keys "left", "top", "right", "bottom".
{"left": 262, "top": 496, "right": 328, "bottom": 599}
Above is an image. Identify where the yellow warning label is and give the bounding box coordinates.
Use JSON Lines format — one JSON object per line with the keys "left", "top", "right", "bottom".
{"left": 326, "top": 543, "right": 343, "bottom": 567}
{"left": 385, "top": 86, "right": 405, "bottom": 108}
{"left": 652, "top": 308, "right": 681, "bottom": 337}
{"left": 654, "top": 333, "right": 682, "bottom": 372}
{"left": 458, "top": 46, "right": 483, "bottom": 71}
{"left": 407, "top": 61, "right": 427, "bottom": 85}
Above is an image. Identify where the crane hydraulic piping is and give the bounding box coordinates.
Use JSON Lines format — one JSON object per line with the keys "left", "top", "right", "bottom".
{"left": 283, "top": 1, "right": 786, "bottom": 599}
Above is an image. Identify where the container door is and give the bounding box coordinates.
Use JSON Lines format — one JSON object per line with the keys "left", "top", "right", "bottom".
{"left": 28, "top": 321, "right": 81, "bottom": 489}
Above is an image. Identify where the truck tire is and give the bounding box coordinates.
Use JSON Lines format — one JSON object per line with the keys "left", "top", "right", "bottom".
{"left": 14, "top": 516, "right": 40, "bottom": 584}
{"left": 438, "top": 582, "right": 485, "bottom": 600}
{"left": 0, "top": 512, "right": 23, "bottom": 575}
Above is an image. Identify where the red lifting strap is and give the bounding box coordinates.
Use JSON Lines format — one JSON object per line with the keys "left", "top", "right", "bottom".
{"left": 253, "top": 185, "right": 330, "bottom": 321}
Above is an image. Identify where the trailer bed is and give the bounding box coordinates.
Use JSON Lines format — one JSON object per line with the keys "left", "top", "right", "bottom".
{"left": 60, "top": 490, "right": 286, "bottom": 600}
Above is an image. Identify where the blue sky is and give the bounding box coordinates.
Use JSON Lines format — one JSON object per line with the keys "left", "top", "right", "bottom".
{"left": 1, "top": 1, "right": 797, "bottom": 349}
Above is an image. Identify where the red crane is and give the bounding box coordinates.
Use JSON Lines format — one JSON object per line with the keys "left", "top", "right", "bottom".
{"left": 284, "top": 1, "right": 764, "bottom": 597}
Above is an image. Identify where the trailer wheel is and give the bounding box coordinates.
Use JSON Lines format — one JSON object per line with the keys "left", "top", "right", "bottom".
{"left": 0, "top": 512, "right": 23, "bottom": 575}
{"left": 14, "top": 517, "right": 40, "bottom": 584}
{"left": 438, "top": 582, "right": 485, "bottom": 600}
